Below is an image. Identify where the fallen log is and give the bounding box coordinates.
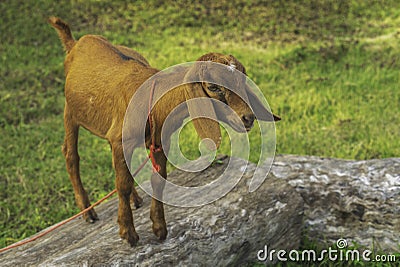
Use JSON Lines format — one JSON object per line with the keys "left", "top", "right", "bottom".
{"left": 1, "top": 155, "right": 398, "bottom": 265}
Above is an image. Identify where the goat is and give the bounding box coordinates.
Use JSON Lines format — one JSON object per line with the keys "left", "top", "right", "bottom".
{"left": 49, "top": 16, "right": 280, "bottom": 246}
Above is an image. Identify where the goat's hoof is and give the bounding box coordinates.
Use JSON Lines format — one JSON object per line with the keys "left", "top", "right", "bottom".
{"left": 152, "top": 222, "right": 167, "bottom": 241}
{"left": 131, "top": 194, "right": 143, "bottom": 209}
{"left": 120, "top": 229, "right": 139, "bottom": 247}
{"left": 83, "top": 208, "right": 99, "bottom": 223}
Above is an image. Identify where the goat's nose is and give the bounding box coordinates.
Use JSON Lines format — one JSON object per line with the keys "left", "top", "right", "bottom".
{"left": 242, "top": 114, "right": 255, "bottom": 129}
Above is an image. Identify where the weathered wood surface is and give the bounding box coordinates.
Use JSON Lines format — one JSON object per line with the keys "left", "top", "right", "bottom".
{"left": 0, "top": 156, "right": 303, "bottom": 266}
{"left": 271, "top": 155, "right": 400, "bottom": 252}
{"left": 1, "top": 155, "right": 399, "bottom": 266}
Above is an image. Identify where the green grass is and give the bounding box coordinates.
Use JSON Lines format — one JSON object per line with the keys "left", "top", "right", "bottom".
{"left": 1, "top": 0, "right": 399, "bottom": 264}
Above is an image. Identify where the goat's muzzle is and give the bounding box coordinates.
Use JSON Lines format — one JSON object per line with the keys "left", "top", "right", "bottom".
{"left": 242, "top": 114, "right": 255, "bottom": 131}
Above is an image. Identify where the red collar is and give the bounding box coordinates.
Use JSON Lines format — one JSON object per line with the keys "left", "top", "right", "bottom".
{"left": 148, "top": 81, "right": 162, "bottom": 173}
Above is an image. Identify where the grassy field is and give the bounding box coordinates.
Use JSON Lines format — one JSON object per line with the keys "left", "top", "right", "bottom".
{"left": 1, "top": 0, "right": 399, "bottom": 264}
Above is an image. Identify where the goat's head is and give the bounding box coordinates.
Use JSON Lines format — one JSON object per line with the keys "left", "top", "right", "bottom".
{"left": 183, "top": 52, "right": 280, "bottom": 149}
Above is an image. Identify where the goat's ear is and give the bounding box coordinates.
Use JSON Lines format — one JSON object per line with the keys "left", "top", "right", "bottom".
{"left": 246, "top": 87, "right": 281, "bottom": 121}
{"left": 184, "top": 83, "right": 222, "bottom": 149}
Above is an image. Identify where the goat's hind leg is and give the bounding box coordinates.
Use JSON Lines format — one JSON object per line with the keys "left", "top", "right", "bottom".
{"left": 62, "top": 104, "right": 98, "bottom": 222}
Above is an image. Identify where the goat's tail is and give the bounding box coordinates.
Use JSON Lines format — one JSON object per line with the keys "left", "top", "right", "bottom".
{"left": 48, "top": 16, "right": 75, "bottom": 53}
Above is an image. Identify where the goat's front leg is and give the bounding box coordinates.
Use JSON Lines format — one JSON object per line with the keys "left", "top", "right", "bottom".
{"left": 111, "top": 140, "right": 139, "bottom": 246}
{"left": 62, "top": 105, "right": 98, "bottom": 222}
{"left": 150, "top": 150, "right": 168, "bottom": 240}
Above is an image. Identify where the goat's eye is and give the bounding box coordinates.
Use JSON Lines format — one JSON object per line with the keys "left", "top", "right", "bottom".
{"left": 208, "top": 84, "right": 221, "bottom": 93}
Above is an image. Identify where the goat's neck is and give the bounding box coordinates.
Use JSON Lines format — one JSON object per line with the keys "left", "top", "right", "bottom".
{"left": 150, "top": 86, "right": 189, "bottom": 147}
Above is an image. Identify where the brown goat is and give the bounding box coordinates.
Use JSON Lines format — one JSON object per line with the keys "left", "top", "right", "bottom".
{"left": 49, "top": 16, "right": 280, "bottom": 246}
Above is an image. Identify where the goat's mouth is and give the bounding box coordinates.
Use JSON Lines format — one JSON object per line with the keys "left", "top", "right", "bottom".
{"left": 245, "top": 125, "right": 253, "bottom": 132}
